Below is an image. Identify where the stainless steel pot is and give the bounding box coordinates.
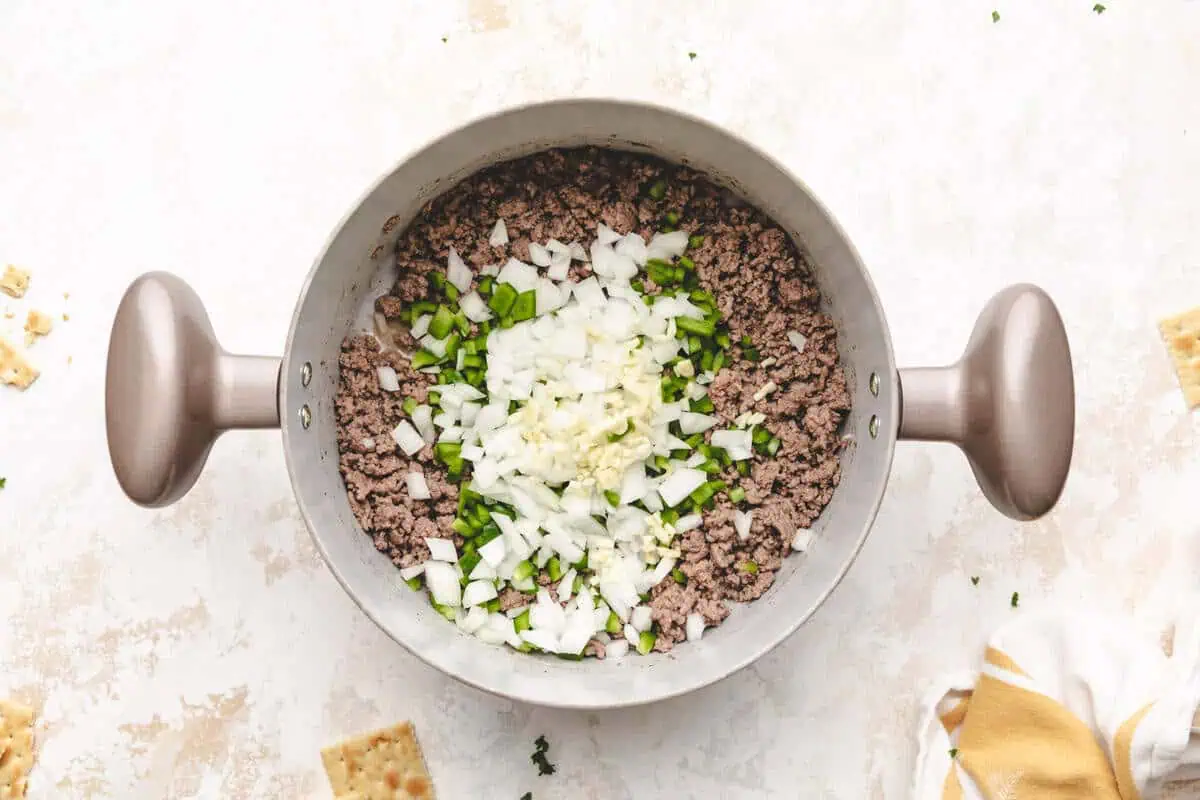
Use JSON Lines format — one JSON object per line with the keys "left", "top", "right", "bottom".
{"left": 105, "top": 100, "right": 1074, "bottom": 708}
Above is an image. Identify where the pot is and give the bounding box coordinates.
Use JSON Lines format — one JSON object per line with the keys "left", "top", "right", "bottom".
{"left": 105, "top": 100, "right": 1075, "bottom": 709}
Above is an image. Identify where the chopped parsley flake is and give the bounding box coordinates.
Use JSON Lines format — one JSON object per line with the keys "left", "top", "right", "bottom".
{"left": 0, "top": 477, "right": 6, "bottom": 489}
{"left": 520, "top": 794, "right": 532, "bottom": 800}
{"left": 992, "top": 10, "right": 1000, "bottom": 22}
{"left": 532, "top": 735, "right": 556, "bottom": 776}
{"left": 949, "top": 748, "right": 959, "bottom": 758}
{"left": 441, "top": 35, "right": 448, "bottom": 43}
{"left": 688, "top": 51, "right": 697, "bottom": 60}
{"left": 970, "top": 576, "right": 979, "bottom": 586}
{"left": 1093, "top": 3, "right": 1106, "bottom": 13}
{"left": 1010, "top": 591, "right": 1020, "bottom": 608}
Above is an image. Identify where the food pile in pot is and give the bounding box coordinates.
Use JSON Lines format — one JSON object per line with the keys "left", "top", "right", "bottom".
{"left": 336, "top": 148, "right": 850, "bottom": 659}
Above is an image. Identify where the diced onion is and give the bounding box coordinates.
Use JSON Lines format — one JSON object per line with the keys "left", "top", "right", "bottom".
{"left": 664, "top": 434, "right": 691, "bottom": 451}
{"left": 733, "top": 510, "right": 753, "bottom": 541}
{"left": 752, "top": 381, "right": 778, "bottom": 402}
{"left": 678, "top": 412, "right": 717, "bottom": 434}
{"left": 535, "top": 279, "right": 567, "bottom": 315}
{"left": 447, "top": 248, "right": 473, "bottom": 292}
{"left": 443, "top": 382, "right": 485, "bottom": 402}
{"left": 411, "top": 405, "right": 435, "bottom": 443}
{"left": 424, "top": 562, "right": 461, "bottom": 607}
{"left": 377, "top": 365, "right": 401, "bottom": 392}
{"left": 685, "top": 613, "right": 705, "bottom": 642}
{"left": 734, "top": 411, "right": 766, "bottom": 428}
{"left": 406, "top": 472, "right": 431, "bottom": 500}
{"left": 618, "top": 466, "right": 648, "bottom": 505}
{"left": 458, "top": 605, "right": 489, "bottom": 633}
{"left": 459, "top": 402, "right": 481, "bottom": 427}
{"left": 571, "top": 277, "right": 605, "bottom": 308}
{"left": 787, "top": 330, "right": 808, "bottom": 352}
{"left": 425, "top": 538, "right": 458, "bottom": 562}
{"left": 476, "top": 613, "right": 514, "bottom": 645}
{"left": 392, "top": 421, "right": 424, "bottom": 455}
{"left": 558, "top": 568, "right": 577, "bottom": 603}
{"left": 550, "top": 251, "right": 571, "bottom": 275}
{"left": 496, "top": 258, "right": 539, "bottom": 292}
{"left": 460, "top": 291, "right": 493, "bottom": 323}
{"left": 674, "top": 514, "right": 702, "bottom": 533}
{"left": 711, "top": 429, "right": 753, "bottom": 460}
{"left": 558, "top": 607, "right": 595, "bottom": 655}
{"left": 398, "top": 564, "right": 424, "bottom": 580}
{"left": 650, "top": 556, "right": 675, "bottom": 586}
{"left": 411, "top": 314, "right": 431, "bottom": 339}
{"left": 463, "top": 580, "right": 499, "bottom": 607}
{"left": 479, "top": 536, "right": 507, "bottom": 567}
{"left": 489, "top": 219, "right": 509, "bottom": 246}
{"left": 646, "top": 230, "right": 689, "bottom": 261}
{"left": 420, "top": 335, "right": 447, "bottom": 358}
{"left": 658, "top": 468, "right": 707, "bottom": 507}
{"left": 529, "top": 242, "right": 552, "bottom": 267}
{"left": 615, "top": 233, "right": 648, "bottom": 265}
{"left": 470, "top": 559, "right": 497, "bottom": 581}
{"left": 608, "top": 639, "right": 629, "bottom": 659}
{"left": 520, "top": 628, "right": 560, "bottom": 653}
{"left": 630, "top": 605, "right": 652, "bottom": 632}
{"left": 596, "top": 223, "right": 621, "bottom": 245}
{"left": 792, "top": 528, "right": 813, "bottom": 552}
{"left": 653, "top": 401, "right": 686, "bottom": 425}
{"left": 652, "top": 296, "right": 705, "bottom": 321}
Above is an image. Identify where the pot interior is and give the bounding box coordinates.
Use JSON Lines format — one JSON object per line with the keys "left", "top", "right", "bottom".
{"left": 280, "top": 100, "right": 898, "bottom": 708}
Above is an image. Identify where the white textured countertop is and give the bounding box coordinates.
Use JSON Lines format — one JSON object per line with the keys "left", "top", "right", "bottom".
{"left": 2, "top": 1, "right": 1199, "bottom": 797}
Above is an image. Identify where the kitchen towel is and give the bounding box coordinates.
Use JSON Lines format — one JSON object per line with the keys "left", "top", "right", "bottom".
{"left": 912, "top": 608, "right": 1200, "bottom": 799}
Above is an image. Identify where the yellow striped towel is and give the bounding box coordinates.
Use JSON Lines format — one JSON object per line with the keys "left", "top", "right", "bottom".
{"left": 913, "top": 609, "right": 1200, "bottom": 799}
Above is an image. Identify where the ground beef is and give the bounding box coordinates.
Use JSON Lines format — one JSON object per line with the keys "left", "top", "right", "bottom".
{"left": 335, "top": 335, "right": 451, "bottom": 568}
{"left": 497, "top": 588, "right": 530, "bottom": 612}
{"left": 334, "top": 147, "right": 850, "bottom": 651}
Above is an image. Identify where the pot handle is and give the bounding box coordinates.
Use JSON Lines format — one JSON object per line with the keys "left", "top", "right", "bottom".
{"left": 106, "top": 272, "right": 281, "bottom": 508}
{"left": 898, "top": 283, "right": 1075, "bottom": 521}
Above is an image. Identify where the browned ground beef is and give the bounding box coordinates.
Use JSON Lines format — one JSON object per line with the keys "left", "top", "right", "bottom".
{"left": 334, "top": 148, "right": 851, "bottom": 653}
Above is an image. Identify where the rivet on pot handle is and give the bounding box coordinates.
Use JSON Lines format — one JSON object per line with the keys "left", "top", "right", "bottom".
{"left": 106, "top": 272, "right": 281, "bottom": 508}
{"left": 898, "top": 284, "right": 1075, "bottom": 521}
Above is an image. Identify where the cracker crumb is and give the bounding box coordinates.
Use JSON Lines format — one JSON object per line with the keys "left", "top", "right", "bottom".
{"left": 0, "top": 699, "right": 36, "bottom": 797}
{"left": 0, "top": 337, "right": 38, "bottom": 390}
{"left": 1158, "top": 306, "right": 1200, "bottom": 410}
{"left": 23, "top": 311, "right": 52, "bottom": 347}
{"left": 0, "top": 266, "right": 30, "bottom": 299}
